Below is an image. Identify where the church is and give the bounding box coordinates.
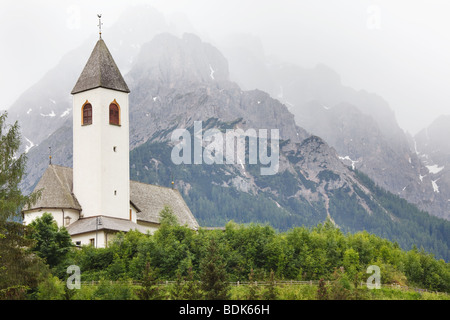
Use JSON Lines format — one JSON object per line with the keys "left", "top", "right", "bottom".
{"left": 22, "top": 34, "right": 199, "bottom": 247}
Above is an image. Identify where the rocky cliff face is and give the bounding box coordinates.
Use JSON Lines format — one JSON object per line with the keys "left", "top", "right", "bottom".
{"left": 412, "top": 115, "right": 450, "bottom": 219}
{"left": 127, "top": 33, "right": 307, "bottom": 149}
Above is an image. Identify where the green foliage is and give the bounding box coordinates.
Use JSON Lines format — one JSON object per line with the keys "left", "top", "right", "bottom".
{"left": 0, "top": 285, "right": 29, "bottom": 300}
{"left": 92, "top": 280, "right": 137, "bottom": 300}
{"left": 27, "top": 213, "right": 73, "bottom": 268}
{"left": 35, "top": 275, "right": 66, "bottom": 300}
{"left": 170, "top": 266, "right": 203, "bottom": 300}
{"left": 136, "top": 262, "right": 164, "bottom": 300}
{"left": 352, "top": 169, "right": 450, "bottom": 261}
{"left": 262, "top": 270, "right": 278, "bottom": 300}
{"left": 327, "top": 267, "right": 352, "bottom": 300}
{"left": 199, "top": 237, "right": 230, "bottom": 300}
{"left": 316, "top": 278, "right": 328, "bottom": 300}
{"left": 0, "top": 112, "right": 49, "bottom": 299}
{"left": 245, "top": 268, "right": 261, "bottom": 300}
{"left": 0, "top": 111, "right": 40, "bottom": 223}
{"left": 159, "top": 205, "right": 178, "bottom": 226}
{"left": 58, "top": 220, "right": 450, "bottom": 301}
{"left": 0, "top": 221, "right": 51, "bottom": 299}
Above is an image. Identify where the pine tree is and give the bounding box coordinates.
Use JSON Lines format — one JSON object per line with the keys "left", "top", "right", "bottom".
{"left": 0, "top": 221, "right": 50, "bottom": 299}
{"left": 136, "top": 261, "right": 163, "bottom": 300}
{"left": 262, "top": 269, "right": 278, "bottom": 300}
{"left": 170, "top": 266, "right": 202, "bottom": 300}
{"left": 184, "top": 266, "right": 203, "bottom": 300}
{"left": 246, "top": 268, "right": 260, "bottom": 300}
{"left": 0, "top": 112, "right": 46, "bottom": 299}
{"left": 159, "top": 205, "right": 178, "bottom": 226}
{"left": 316, "top": 278, "right": 328, "bottom": 300}
{"left": 199, "top": 237, "right": 230, "bottom": 300}
{"left": 0, "top": 112, "right": 40, "bottom": 223}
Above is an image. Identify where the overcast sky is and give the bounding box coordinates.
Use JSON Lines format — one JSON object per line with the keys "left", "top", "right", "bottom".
{"left": 1, "top": 0, "right": 449, "bottom": 134}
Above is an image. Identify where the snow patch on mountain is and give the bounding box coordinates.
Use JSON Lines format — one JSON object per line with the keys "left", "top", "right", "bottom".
{"left": 24, "top": 137, "right": 34, "bottom": 153}
{"left": 432, "top": 179, "right": 440, "bottom": 193}
{"left": 426, "top": 164, "right": 444, "bottom": 174}
{"left": 60, "top": 108, "right": 71, "bottom": 118}
{"left": 338, "top": 155, "right": 359, "bottom": 170}
{"left": 40, "top": 111, "right": 56, "bottom": 117}
{"left": 209, "top": 64, "right": 215, "bottom": 80}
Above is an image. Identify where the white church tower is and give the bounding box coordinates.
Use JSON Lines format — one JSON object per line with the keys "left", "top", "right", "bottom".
{"left": 71, "top": 37, "right": 131, "bottom": 221}
{"left": 22, "top": 22, "right": 199, "bottom": 248}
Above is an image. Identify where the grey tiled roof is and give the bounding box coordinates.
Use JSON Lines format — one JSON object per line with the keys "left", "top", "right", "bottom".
{"left": 25, "top": 165, "right": 82, "bottom": 211}
{"left": 130, "top": 180, "right": 199, "bottom": 229}
{"left": 71, "top": 39, "right": 130, "bottom": 94}
{"left": 66, "top": 215, "right": 148, "bottom": 236}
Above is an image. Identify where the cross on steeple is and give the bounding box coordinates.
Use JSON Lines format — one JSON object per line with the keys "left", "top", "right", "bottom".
{"left": 97, "top": 14, "right": 103, "bottom": 39}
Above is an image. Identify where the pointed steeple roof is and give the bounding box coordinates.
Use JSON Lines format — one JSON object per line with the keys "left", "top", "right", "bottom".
{"left": 71, "top": 39, "right": 130, "bottom": 94}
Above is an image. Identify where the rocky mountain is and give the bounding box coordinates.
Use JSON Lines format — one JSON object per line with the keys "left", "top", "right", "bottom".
{"left": 13, "top": 28, "right": 450, "bottom": 260}
{"left": 412, "top": 115, "right": 450, "bottom": 219}
{"left": 220, "top": 35, "right": 449, "bottom": 220}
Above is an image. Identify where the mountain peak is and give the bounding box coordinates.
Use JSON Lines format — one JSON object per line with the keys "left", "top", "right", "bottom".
{"left": 129, "top": 32, "right": 229, "bottom": 85}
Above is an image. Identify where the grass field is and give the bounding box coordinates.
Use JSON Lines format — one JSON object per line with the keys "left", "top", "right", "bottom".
{"left": 66, "top": 281, "right": 449, "bottom": 300}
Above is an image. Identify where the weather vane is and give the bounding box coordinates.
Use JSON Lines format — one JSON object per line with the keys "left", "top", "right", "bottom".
{"left": 97, "top": 14, "right": 103, "bottom": 39}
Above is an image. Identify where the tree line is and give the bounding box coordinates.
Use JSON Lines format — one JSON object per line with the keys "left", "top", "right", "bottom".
{"left": 2, "top": 208, "right": 449, "bottom": 300}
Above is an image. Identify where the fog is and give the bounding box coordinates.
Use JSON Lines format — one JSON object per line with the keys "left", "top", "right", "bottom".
{"left": 1, "top": 0, "right": 449, "bottom": 134}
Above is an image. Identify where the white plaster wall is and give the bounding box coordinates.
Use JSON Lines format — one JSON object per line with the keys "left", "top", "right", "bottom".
{"left": 23, "top": 209, "right": 80, "bottom": 228}
{"left": 71, "top": 230, "right": 107, "bottom": 248}
{"left": 71, "top": 230, "right": 125, "bottom": 248}
{"left": 73, "top": 87, "right": 130, "bottom": 221}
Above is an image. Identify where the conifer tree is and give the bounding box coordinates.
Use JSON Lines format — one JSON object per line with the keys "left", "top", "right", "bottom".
{"left": 262, "top": 269, "right": 278, "bottom": 300}
{"left": 0, "top": 112, "right": 46, "bottom": 299}
{"left": 199, "top": 237, "right": 230, "bottom": 300}
{"left": 246, "top": 268, "right": 260, "bottom": 300}
{"left": 136, "top": 261, "right": 163, "bottom": 300}
{"left": 0, "top": 112, "right": 40, "bottom": 223}
{"left": 170, "top": 266, "right": 202, "bottom": 300}
{"left": 316, "top": 278, "right": 329, "bottom": 300}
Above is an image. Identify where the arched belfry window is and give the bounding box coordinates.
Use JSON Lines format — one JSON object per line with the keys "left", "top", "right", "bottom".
{"left": 82, "top": 101, "right": 92, "bottom": 125}
{"left": 109, "top": 100, "right": 120, "bottom": 126}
